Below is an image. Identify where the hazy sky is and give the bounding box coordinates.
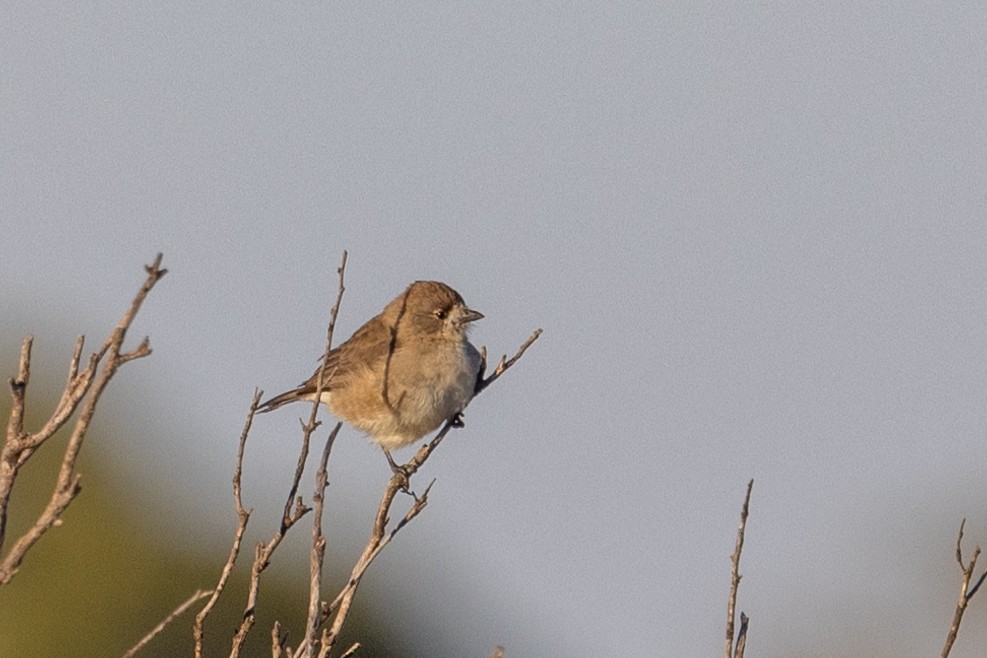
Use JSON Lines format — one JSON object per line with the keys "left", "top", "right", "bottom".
{"left": 3, "top": 4, "right": 987, "bottom": 657}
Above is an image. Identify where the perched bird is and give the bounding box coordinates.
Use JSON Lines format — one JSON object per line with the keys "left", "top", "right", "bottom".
{"left": 258, "top": 281, "right": 484, "bottom": 462}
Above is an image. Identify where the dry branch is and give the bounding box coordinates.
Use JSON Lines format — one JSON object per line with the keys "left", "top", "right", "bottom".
{"left": 0, "top": 253, "right": 166, "bottom": 585}
{"left": 725, "top": 479, "right": 753, "bottom": 658}
{"left": 192, "top": 389, "right": 262, "bottom": 658}
{"left": 940, "top": 519, "right": 987, "bottom": 658}
{"left": 123, "top": 589, "right": 212, "bottom": 658}
{"left": 301, "top": 425, "right": 341, "bottom": 656}
{"left": 299, "top": 251, "right": 348, "bottom": 657}
{"left": 194, "top": 252, "right": 350, "bottom": 658}
{"left": 228, "top": 417, "right": 313, "bottom": 658}
{"left": 339, "top": 643, "right": 360, "bottom": 658}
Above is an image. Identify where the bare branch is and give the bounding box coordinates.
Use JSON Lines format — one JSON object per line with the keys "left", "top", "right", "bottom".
{"left": 280, "top": 441, "right": 313, "bottom": 528}
{"left": 474, "top": 329, "right": 542, "bottom": 396}
{"left": 955, "top": 518, "right": 966, "bottom": 566}
{"left": 324, "top": 251, "right": 348, "bottom": 367}
{"left": 301, "top": 424, "right": 340, "bottom": 657}
{"left": 23, "top": 339, "right": 104, "bottom": 453}
{"left": 192, "top": 390, "right": 262, "bottom": 657}
{"left": 230, "top": 428, "right": 312, "bottom": 657}
{"left": 281, "top": 251, "right": 348, "bottom": 535}
{"left": 290, "top": 251, "right": 347, "bottom": 658}
{"left": 726, "top": 479, "right": 753, "bottom": 658}
{"left": 232, "top": 252, "right": 349, "bottom": 658}
{"left": 940, "top": 519, "right": 986, "bottom": 658}
{"left": 317, "top": 468, "right": 432, "bottom": 657}
{"left": 122, "top": 589, "right": 212, "bottom": 658}
{"left": 5, "top": 336, "right": 32, "bottom": 446}
{"left": 0, "top": 253, "right": 166, "bottom": 584}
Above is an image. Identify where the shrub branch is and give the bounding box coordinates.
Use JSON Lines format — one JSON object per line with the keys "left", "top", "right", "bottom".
{"left": 0, "top": 254, "right": 166, "bottom": 585}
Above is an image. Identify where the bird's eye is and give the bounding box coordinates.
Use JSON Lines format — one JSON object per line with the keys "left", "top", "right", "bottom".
{"left": 434, "top": 309, "right": 447, "bottom": 320}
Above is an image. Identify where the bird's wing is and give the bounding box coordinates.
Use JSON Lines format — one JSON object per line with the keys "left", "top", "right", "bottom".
{"left": 303, "top": 315, "right": 395, "bottom": 389}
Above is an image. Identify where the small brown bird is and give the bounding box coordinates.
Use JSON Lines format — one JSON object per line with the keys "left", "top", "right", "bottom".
{"left": 259, "top": 281, "right": 484, "bottom": 460}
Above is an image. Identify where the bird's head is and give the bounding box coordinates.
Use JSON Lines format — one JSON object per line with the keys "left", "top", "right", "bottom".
{"left": 387, "top": 280, "right": 483, "bottom": 341}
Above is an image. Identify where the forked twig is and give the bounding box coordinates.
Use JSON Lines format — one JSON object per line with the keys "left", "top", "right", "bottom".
{"left": 940, "top": 519, "right": 987, "bottom": 658}
{"left": 474, "top": 329, "right": 542, "bottom": 396}
{"left": 0, "top": 254, "right": 166, "bottom": 585}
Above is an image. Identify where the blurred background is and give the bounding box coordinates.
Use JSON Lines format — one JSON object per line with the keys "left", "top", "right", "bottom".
{"left": 2, "top": 3, "right": 987, "bottom": 657}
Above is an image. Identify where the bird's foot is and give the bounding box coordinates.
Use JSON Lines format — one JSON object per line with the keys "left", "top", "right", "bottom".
{"left": 384, "top": 450, "right": 413, "bottom": 492}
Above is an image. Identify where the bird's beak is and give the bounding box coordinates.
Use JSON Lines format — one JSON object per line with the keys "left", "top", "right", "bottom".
{"left": 461, "top": 308, "right": 484, "bottom": 324}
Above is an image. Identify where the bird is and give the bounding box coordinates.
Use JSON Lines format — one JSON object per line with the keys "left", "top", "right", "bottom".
{"left": 258, "top": 281, "right": 484, "bottom": 465}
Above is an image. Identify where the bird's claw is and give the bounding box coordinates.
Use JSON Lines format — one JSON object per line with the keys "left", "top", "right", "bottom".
{"left": 384, "top": 450, "right": 413, "bottom": 492}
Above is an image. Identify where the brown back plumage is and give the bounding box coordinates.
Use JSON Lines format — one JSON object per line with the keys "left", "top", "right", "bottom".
{"left": 257, "top": 281, "right": 475, "bottom": 414}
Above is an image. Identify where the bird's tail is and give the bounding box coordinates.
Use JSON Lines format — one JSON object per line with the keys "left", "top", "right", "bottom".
{"left": 257, "top": 386, "right": 308, "bottom": 413}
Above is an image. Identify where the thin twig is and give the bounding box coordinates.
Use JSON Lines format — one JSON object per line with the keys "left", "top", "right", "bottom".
{"left": 280, "top": 251, "right": 348, "bottom": 531}
{"left": 940, "top": 519, "right": 986, "bottom": 658}
{"left": 300, "top": 424, "right": 340, "bottom": 657}
{"left": 280, "top": 439, "right": 312, "bottom": 531}
{"left": 231, "top": 252, "right": 349, "bottom": 658}
{"left": 0, "top": 254, "right": 166, "bottom": 585}
{"left": 474, "top": 329, "right": 542, "bottom": 396}
{"left": 192, "top": 390, "right": 262, "bottom": 657}
{"left": 230, "top": 425, "right": 313, "bottom": 658}
{"left": 292, "top": 250, "right": 347, "bottom": 658}
{"left": 290, "top": 251, "right": 348, "bottom": 524}
{"left": 319, "top": 475, "right": 434, "bottom": 657}
{"left": 4, "top": 337, "right": 31, "bottom": 448}
{"left": 122, "top": 588, "right": 212, "bottom": 658}
{"left": 726, "top": 479, "right": 753, "bottom": 658}
{"left": 323, "top": 252, "right": 348, "bottom": 372}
